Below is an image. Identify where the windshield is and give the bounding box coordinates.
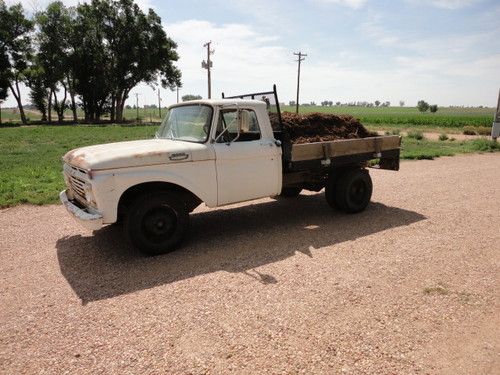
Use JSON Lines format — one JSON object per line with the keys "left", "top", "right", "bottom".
{"left": 156, "top": 104, "right": 213, "bottom": 143}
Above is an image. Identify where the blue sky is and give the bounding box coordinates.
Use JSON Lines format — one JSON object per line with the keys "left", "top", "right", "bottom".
{"left": 4, "top": 0, "right": 500, "bottom": 108}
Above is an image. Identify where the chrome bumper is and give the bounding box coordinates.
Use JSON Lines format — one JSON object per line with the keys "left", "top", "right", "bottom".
{"left": 60, "top": 190, "right": 103, "bottom": 231}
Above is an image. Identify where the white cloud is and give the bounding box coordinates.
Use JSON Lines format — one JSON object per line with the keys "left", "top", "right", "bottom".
{"left": 312, "top": 0, "right": 367, "bottom": 9}
{"left": 406, "top": 0, "right": 481, "bottom": 10}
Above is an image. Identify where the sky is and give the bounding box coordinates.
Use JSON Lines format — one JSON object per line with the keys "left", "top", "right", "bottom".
{"left": 3, "top": 0, "right": 500, "bottom": 108}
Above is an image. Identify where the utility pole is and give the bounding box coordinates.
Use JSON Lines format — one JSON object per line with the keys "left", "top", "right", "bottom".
{"left": 0, "top": 101, "right": 2, "bottom": 124}
{"left": 135, "top": 93, "right": 139, "bottom": 121}
{"left": 202, "top": 41, "right": 214, "bottom": 99}
{"left": 157, "top": 88, "right": 162, "bottom": 119}
{"left": 294, "top": 51, "right": 307, "bottom": 114}
{"left": 176, "top": 86, "right": 180, "bottom": 103}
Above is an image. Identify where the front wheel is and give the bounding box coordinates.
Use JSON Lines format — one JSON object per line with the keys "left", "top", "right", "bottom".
{"left": 124, "top": 191, "right": 189, "bottom": 256}
{"left": 334, "top": 169, "right": 373, "bottom": 213}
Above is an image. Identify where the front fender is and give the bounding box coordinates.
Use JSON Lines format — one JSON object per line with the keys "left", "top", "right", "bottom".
{"left": 95, "top": 160, "right": 217, "bottom": 224}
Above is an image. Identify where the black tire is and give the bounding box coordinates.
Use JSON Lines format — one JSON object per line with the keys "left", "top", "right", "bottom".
{"left": 124, "top": 191, "right": 189, "bottom": 256}
{"left": 325, "top": 170, "right": 343, "bottom": 210}
{"left": 279, "top": 187, "right": 302, "bottom": 198}
{"left": 335, "top": 169, "right": 373, "bottom": 213}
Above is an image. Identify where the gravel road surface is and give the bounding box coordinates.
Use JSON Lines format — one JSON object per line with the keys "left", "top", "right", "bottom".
{"left": 1, "top": 153, "right": 499, "bottom": 374}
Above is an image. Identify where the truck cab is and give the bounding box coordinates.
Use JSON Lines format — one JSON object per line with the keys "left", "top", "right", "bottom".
{"left": 61, "top": 99, "right": 283, "bottom": 254}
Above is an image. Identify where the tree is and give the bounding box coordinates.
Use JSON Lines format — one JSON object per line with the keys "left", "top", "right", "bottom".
{"left": 429, "top": 104, "right": 438, "bottom": 113}
{"left": 182, "top": 94, "right": 202, "bottom": 102}
{"left": 417, "top": 100, "right": 430, "bottom": 112}
{"left": 374, "top": 100, "right": 380, "bottom": 107}
{"left": 289, "top": 100, "right": 295, "bottom": 106}
{"left": 335, "top": 101, "right": 341, "bottom": 106}
{"left": 70, "top": 2, "right": 111, "bottom": 122}
{"left": 26, "top": 64, "right": 48, "bottom": 121}
{"left": 36, "top": 1, "right": 76, "bottom": 123}
{"left": 399, "top": 100, "right": 405, "bottom": 107}
{"left": 95, "top": 0, "right": 181, "bottom": 122}
{"left": 0, "top": 1, "right": 34, "bottom": 124}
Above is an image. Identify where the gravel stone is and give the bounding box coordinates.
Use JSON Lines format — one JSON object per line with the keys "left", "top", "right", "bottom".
{"left": 0, "top": 153, "right": 499, "bottom": 374}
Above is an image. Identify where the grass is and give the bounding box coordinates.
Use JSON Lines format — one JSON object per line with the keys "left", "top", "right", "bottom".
{"left": 463, "top": 126, "right": 492, "bottom": 136}
{"left": 439, "top": 133, "right": 449, "bottom": 141}
{"left": 407, "top": 130, "right": 424, "bottom": 140}
{"left": 401, "top": 137, "right": 499, "bottom": 160}
{"left": 0, "top": 125, "right": 156, "bottom": 207}
{"left": 0, "top": 125, "right": 498, "bottom": 208}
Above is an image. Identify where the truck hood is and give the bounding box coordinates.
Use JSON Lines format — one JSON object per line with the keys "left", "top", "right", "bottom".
{"left": 63, "top": 139, "right": 213, "bottom": 171}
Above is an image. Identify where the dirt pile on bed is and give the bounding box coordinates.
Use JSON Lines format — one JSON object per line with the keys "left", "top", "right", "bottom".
{"left": 270, "top": 112, "right": 377, "bottom": 144}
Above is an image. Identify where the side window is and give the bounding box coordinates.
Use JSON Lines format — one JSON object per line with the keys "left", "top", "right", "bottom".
{"left": 216, "top": 109, "right": 261, "bottom": 142}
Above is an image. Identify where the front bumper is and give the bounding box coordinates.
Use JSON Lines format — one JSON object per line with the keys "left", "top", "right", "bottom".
{"left": 60, "top": 190, "right": 103, "bottom": 231}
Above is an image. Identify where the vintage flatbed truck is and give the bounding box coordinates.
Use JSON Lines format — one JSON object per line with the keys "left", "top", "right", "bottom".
{"left": 61, "top": 86, "right": 401, "bottom": 255}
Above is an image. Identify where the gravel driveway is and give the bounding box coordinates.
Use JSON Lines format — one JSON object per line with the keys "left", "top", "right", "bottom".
{"left": 1, "top": 153, "right": 499, "bottom": 374}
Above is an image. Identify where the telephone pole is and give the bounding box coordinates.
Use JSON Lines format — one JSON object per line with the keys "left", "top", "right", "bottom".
{"left": 294, "top": 51, "right": 307, "bottom": 114}
{"left": 202, "top": 41, "right": 214, "bottom": 99}
{"left": 157, "top": 88, "right": 162, "bottom": 118}
{"left": 135, "top": 93, "right": 140, "bottom": 120}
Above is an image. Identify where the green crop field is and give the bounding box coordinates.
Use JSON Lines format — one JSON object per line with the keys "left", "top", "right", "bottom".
{"left": 0, "top": 124, "right": 498, "bottom": 208}
{"left": 281, "top": 106, "right": 495, "bottom": 128}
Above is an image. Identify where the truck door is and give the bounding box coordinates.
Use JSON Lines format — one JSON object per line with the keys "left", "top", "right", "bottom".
{"left": 213, "top": 108, "right": 281, "bottom": 205}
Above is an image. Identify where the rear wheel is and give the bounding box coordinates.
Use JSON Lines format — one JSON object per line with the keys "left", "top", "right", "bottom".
{"left": 124, "top": 191, "right": 189, "bottom": 256}
{"left": 279, "top": 187, "right": 302, "bottom": 198}
{"left": 334, "top": 169, "right": 373, "bottom": 213}
{"left": 325, "top": 171, "right": 342, "bottom": 210}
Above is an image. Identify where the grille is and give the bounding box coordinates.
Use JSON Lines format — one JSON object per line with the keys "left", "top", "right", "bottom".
{"left": 64, "top": 164, "right": 89, "bottom": 204}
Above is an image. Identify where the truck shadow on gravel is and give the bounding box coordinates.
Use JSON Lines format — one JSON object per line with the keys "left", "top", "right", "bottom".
{"left": 56, "top": 193, "right": 426, "bottom": 304}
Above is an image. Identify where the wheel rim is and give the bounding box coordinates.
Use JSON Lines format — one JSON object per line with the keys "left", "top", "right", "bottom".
{"left": 349, "top": 179, "right": 366, "bottom": 205}
{"left": 141, "top": 206, "right": 177, "bottom": 243}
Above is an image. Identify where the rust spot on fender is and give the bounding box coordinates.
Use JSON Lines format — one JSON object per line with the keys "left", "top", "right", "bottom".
{"left": 64, "top": 149, "right": 87, "bottom": 168}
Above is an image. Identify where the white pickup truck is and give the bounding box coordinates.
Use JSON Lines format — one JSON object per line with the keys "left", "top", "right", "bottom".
{"left": 61, "top": 86, "right": 401, "bottom": 255}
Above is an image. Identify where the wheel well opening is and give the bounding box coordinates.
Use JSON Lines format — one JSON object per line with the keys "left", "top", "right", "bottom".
{"left": 118, "top": 182, "right": 202, "bottom": 217}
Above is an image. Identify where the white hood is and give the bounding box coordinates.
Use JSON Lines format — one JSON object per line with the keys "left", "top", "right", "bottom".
{"left": 63, "top": 139, "right": 213, "bottom": 170}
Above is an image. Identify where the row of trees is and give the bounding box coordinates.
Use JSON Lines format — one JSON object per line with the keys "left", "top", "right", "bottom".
{"left": 0, "top": 0, "right": 181, "bottom": 124}
{"left": 288, "top": 100, "right": 395, "bottom": 107}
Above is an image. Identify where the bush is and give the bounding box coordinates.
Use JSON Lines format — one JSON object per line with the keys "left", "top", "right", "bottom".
{"left": 476, "top": 126, "right": 492, "bottom": 135}
{"left": 449, "top": 137, "right": 456, "bottom": 142}
{"left": 391, "top": 129, "right": 401, "bottom": 135}
{"left": 463, "top": 126, "right": 477, "bottom": 135}
{"left": 407, "top": 130, "right": 424, "bottom": 140}
{"left": 439, "top": 133, "right": 449, "bottom": 141}
{"left": 429, "top": 104, "right": 438, "bottom": 113}
{"left": 469, "top": 139, "right": 499, "bottom": 152}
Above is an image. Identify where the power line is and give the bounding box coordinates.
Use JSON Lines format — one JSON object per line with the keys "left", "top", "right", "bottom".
{"left": 293, "top": 51, "right": 307, "bottom": 114}
{"left": 202, "top": 41, "right": 215, "bottom": 99}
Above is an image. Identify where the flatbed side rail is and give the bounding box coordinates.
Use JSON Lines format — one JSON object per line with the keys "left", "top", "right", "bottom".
{"left": 290, "top": 135, "right": 401, "bottom": 171}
